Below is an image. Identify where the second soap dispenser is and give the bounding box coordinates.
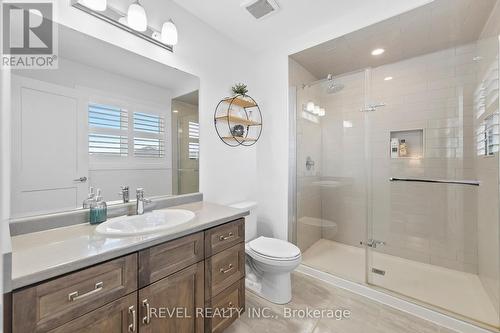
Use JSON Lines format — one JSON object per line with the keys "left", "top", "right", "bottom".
{"left": 90, "top": 189, "right": 107, "bottom": 225}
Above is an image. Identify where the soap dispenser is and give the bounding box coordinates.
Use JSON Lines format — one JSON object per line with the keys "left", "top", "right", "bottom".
{"left": 83, "top": 187, "right": 95, "bottom": 209}
{"left": 90, "top": 189, "right": 107, "bottom": 225}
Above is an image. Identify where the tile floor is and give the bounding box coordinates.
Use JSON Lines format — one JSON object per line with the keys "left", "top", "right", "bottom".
{"left": 302, "top": 239, "right": 499, "bottom": 327}
{"left": 228, "top": 272, "right": 461, "bottom": 333}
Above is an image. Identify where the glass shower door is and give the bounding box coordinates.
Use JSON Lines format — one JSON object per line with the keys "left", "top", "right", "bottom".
{"left": 295, "top": 70, "right": 368, "bottom": 284}
{"left": 365, "top": 37, "right": 500, "bottom": 328}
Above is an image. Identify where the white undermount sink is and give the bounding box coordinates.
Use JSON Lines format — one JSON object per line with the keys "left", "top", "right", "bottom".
{"left": 95, "top": 209, "right": 195, "bottom": 236}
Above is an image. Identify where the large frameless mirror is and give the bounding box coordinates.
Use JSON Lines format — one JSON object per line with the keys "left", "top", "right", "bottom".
{"left": 9, "top": 23, "right": 200, "bottom": 218}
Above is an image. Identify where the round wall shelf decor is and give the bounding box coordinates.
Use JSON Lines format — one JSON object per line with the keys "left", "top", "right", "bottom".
{"left": 214, "top": 94, "right": 262, "bottom": 147}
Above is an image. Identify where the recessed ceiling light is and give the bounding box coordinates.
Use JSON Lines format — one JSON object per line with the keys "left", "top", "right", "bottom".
{"left": 371, "top": 48, "right": 385, "bottom": 56}
{"left": 384, "top": 76, "right": 393, "bottom": 81}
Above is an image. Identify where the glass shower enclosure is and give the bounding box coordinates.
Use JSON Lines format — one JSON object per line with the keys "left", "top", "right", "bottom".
{"left": 289, "top": 0, "right": 500, "bottom": 329}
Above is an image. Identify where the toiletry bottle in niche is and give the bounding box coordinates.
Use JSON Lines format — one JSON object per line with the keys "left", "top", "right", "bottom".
{"left": 90, "top": 189, "right": 107, "bottom": 225}
{"left": 399, "top": 139, "right": 408, "bottom": 157}
{"left": 390, "top": 138, "right": 399, "bottom": 158}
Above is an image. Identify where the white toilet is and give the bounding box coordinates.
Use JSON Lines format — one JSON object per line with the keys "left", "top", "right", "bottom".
{"left": 229, "top": 201, "right": 301, "bottom": 304}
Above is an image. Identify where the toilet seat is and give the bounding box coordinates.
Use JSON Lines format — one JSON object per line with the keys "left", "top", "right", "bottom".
{"left": 248, "top": 236, "right": 301, "bottom": 261}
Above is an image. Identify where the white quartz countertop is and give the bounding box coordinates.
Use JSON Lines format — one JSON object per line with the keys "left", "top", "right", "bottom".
{"left": 2, "top": 219, "right": 12, "bottom": 292}
{"left": 11, "top": 201, "right": 248, "bottom": 290}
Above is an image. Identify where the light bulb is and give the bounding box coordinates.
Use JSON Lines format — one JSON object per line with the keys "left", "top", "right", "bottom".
{"left": 79, "top": 0, "right": 107, "bottom": 11}
{"left": 161, "top": 20, "right": 178, "bottom": 46}
{"left": 319, "top": 108, "right": 326, "bottom": 117}
{"left": 306, "top": 102, "right": 315, "bottom": 112}
{"left": 314, "top": 105, "right": 320, "bottom": 115}
{"left": 127, "top": 1, "right": 147, "bottom": 32}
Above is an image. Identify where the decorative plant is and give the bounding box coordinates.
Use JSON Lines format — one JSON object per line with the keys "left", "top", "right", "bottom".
{"left": 231, "top": 83, "right": 248, "bottom": 96}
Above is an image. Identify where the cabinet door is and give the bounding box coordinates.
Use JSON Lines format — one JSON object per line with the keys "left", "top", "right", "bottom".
{"left": 48, "top": 293, "right": 137, "bottom": 333}
{"left": 139, "top": 262, "right": 204, "bottom": 333}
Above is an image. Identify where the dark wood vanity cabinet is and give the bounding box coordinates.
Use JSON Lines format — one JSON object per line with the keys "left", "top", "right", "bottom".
{"left": 138, "top": 262, "right": 205, "bottom": 333}
{"left": 11, "top": 218, "right": 245, "bottom": 333}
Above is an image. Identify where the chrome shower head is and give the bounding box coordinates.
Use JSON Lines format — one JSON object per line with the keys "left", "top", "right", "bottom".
{"left": 303, "top": 73, "right": 344, "bottom": 94}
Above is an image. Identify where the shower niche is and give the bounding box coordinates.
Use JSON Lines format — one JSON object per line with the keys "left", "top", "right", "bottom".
{"left": 389, "top": 129, "right": 424, "bottom": 159}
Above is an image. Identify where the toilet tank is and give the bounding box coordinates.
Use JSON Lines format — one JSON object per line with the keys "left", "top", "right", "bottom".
{"left": 229, "top": 201, "right": 257, "bottom": 241}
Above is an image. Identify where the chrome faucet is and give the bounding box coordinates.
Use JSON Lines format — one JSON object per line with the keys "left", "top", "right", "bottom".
{"left": 136, "top": 188, "right": 152, "bottom": 215}
{"left": 118, "top": 186, "right": 130, "bottom": 203}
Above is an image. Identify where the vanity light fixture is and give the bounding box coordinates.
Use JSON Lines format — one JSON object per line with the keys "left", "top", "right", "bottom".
{"left": 127, "top": 0, "right": 148, "bottom": 32}
{"left": 78, "top": 0, "right": 107, "bottom": 11}
{"left": 314, "top": 105, "right": 321, "bottom": 115}
{"left": 72, "top": 0, "right": 177, "bottom": 52}
{"left": 303, "top": 103, "right": 325, "bottom": 117}
{"left": 371, "top": 48, "right": 385, "bottom": 56}
{"left": 161, "top": 20, "right": 178, "bottom": 46}
{"left": 306, "top": 101, "right": 315, "bottom": 112}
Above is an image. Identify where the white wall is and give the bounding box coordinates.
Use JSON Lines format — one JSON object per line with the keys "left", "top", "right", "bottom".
{"left": 253, "top": 0, "right": 436, "bottom": 240}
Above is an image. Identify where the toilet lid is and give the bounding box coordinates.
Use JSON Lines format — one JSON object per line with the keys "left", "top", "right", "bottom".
{"left": 249, "top": 236, "right": 301, "bottom": 259}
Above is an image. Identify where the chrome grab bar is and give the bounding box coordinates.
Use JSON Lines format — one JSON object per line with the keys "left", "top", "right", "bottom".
{"left": 389, "top": 178, "right": 480, "bottom": 186}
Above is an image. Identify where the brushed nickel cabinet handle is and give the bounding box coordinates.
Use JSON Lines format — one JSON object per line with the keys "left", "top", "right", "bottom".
{"left": 68, "top": 282, "right": 103, "bottom": 302}
{"left": 128, "top": 305, "right": 136, "bottom": 332}
{"left": 219, "top": 264, "right": 233, "bottom": 274}
{"left": 142, "top": 299, "right": 151, "bottom": 325}
{"left": 219, "top": 232, "right": 234, "bottom": 241}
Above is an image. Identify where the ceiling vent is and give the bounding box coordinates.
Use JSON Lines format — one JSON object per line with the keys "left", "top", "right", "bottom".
{"left": 242, "top": 0, "right": 279, "bottom": 20}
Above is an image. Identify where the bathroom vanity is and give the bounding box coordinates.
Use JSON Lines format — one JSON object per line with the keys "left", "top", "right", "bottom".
{"left": 7, "top": 202, "right": 247, "bottom": 333}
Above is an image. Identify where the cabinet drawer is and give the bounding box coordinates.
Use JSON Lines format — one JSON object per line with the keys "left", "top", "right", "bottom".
{"left": 205, "top": 243, "right": 245, "bottom": 299}
{"left": 205, "top": 219, "right": 245, "bottom": 257}
{"left": 139, "top": 232, "right": 204, "bottom": 287}
{"left": 205, "top": 279, "right": 245, "bottom": 333}
{"left": 47, "top": 293, "right": 137, "bottom": 333}
{"left": 13, "top": 254, "right": 137, "bottom": 333}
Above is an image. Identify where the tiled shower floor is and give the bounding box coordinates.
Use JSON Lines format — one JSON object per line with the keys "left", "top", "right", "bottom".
{"left": 302, "top": 239, "right": 499, "bottom": 328}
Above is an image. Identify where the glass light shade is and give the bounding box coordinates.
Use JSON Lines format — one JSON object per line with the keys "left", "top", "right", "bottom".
{"left": 314, "top": 105, "right": 321, "bottom": 115}
{"left": 161, "top": 20, "right": 178, "bottom": 45}
{"left": 79, "top": 0, "right": 107, "bottom": 11}
{"left": 306, "top": 102, "right": 315, "bottom": 112}
{"left": 118, "top": 16, "right": 127, "bottom": 25}
{"left": 127, "top": 2, "right": 147, "bottom": 32}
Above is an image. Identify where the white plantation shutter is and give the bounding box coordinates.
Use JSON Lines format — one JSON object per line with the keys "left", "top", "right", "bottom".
{"left": 188, "top": 121, "right": 199, "bottom": 160}
{"left": 133, "top": 112, "right": 165, "bottom": 158}
{"left": 88, "top": 103, "right": 128, "bottom": 156}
